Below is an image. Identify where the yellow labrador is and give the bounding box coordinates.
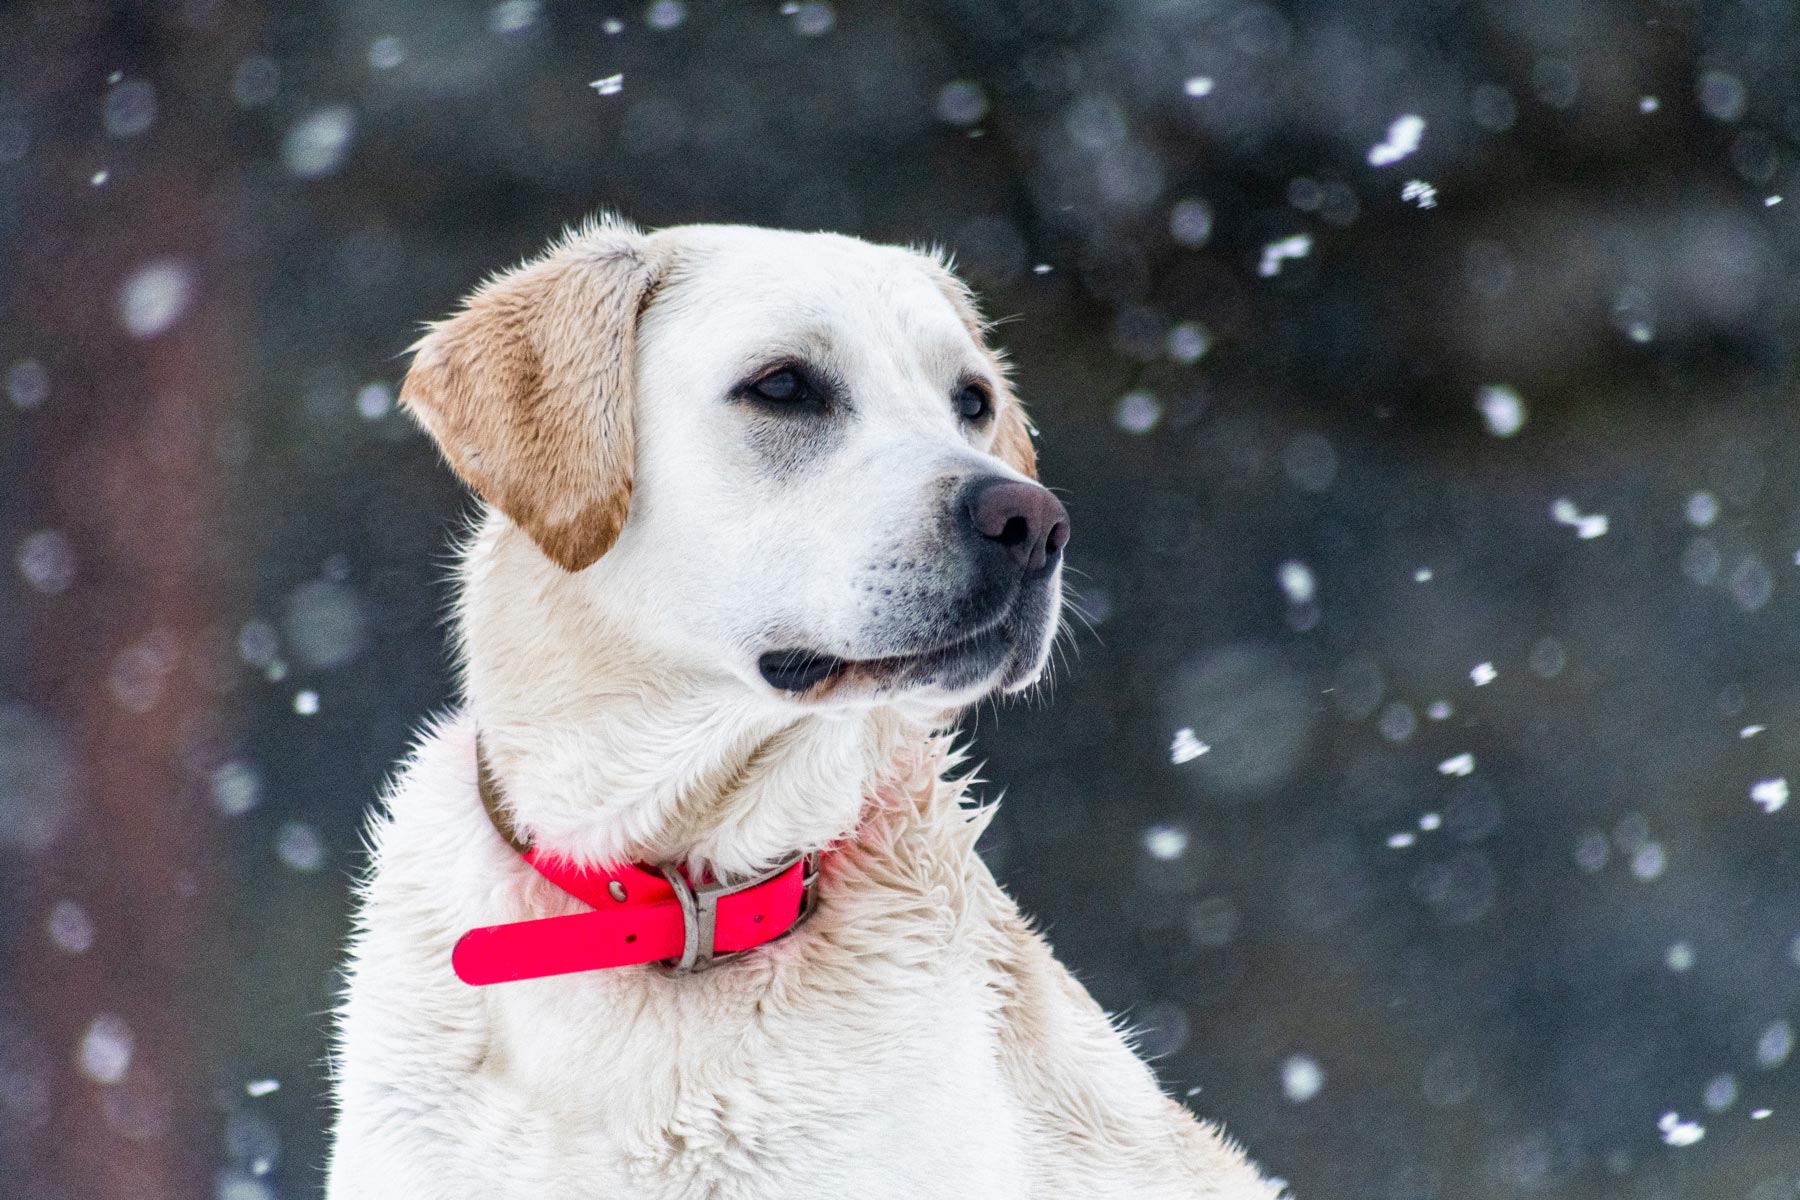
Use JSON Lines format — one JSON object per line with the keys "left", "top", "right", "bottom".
{"left": 326, "top": 219, "right": 1283, "bottom": 1199}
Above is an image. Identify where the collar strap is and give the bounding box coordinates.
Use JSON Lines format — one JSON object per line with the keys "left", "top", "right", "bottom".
{"left": 452, "top": 742, "right": 821, "bottom": 986}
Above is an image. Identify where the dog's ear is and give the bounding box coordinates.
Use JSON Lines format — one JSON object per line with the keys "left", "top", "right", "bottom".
{"left": 400, "top": 222, "right": 658, "bottom": 572}
{"left": 990, "top": 385, "right": 1038, "bottom": 480}
{"left": 926, "top": 257, "right": 1039, "bottom": 480}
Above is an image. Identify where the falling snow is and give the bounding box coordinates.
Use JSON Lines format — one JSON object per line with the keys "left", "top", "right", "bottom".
{"left": 1277, "top": 560, "right": 1316, "bottom": 606}
{"left": 284, "top": 580, "right": 368, "bottom": 670}
{"left": 1550, "top": 498, "right": 1610, "bottom": 539}
{"left": 117, "top": 259, "right": 194, "bottom": 338}
{"left": 1400, "top": 180, "right": 1437, "bottom": 208}
{"left": 1281, "top": 1054, "right": 1325, "bottom": 1102}
{"left": 1378, "top": 702, "right": 1417, "bottom": 743}
{"left": 1757, "top": 1020, "right": 1794, "bottom": 1069}
{"left": 1750, "top": 778, "right": 1788, "bottom": 814}
{"left": 1168, "top": 198, "right": 1213, "bottom": 247}
{"left": 6, "top": 358, "right": 48, "bottom": 408}
{"left": 1575, "top": 832, "right": 1610, "bottom": 872}
{"left": 275, "top": 822, "right": 326, "bottom": 872}
{"left": 1631, "top": 843, "right": 1668, "bottom": 880}
{"left": 102, "top": 79, "right": 156, "bottom": 138}
{"left": 369, "top": 37, "right": 405, "bottom": 70}
{"left": 1367, "top": 114, "right": 1425, "bottom": 166}
{"left": 1114, "top": 389, "right": 1161, "bottom": 434}
{"left": 1170, "top": 728, "right": 1210, "bottom": 764}
{"left": 646, "top": 1, "right": 686, "bottom": 31}
{"left": 1698, "top": 70, "right": 1746, "bottom": 122}
{"left": 782, "top": 3, "right": 836, "bottom": 36}
{"left": 282, "top": 107, "right": 357, "bottom": 178}
{"left": 1685, "top": 491, "right": 1720, "bottom": 527}
{"left": 1143, "top": 823, "right": 1190, "bottom": 861}
{"left": 1477, "top": 385, "right": 1526, "bottom": 437}
{"left": 47, "top": 901, "right": 95, "bottom": 954}
{"left": 1658, "top": 1111, "right": 1705, "bottom": 1147}
{"left": 356, "top": 382, "right": 394, "bottom": 419}
{"left": 490, "top": 0, "right": 539, "bottom": 34}
{"left": 1257, "top": 233, "right": 1312, "bottom": 277}
{"left": 935, "top": 81, "right": 988, "bottom": 127}
{"left": 77, "top": 1015, "right": 133, "bottom": 1085}
{"left": 211, "top": 760, "right": 263, "bottom": 817}
{"left": 1165, "top": 321, "right": 1210, "bottom": 364}
{"left": 9, "top": 12, "right": 1800, "bottom": 1199}
{"left": 17, "top": 530, "right": 76, "bottom": 594}
{"left": 1702, "top": 1073, "right": 1737, "bottom": 1111}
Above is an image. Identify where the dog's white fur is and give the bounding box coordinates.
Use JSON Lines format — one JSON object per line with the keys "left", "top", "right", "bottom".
{"left": 327, "top": 221, "right": 1283, "bottom": 1199}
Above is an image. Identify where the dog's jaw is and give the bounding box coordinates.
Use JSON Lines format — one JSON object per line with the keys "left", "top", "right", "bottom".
{"left": 458, "top": 514, "right": 923, "bottom": 879}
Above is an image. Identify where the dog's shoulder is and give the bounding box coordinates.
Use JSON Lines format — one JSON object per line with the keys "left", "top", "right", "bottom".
{"left": 967, "top": 876, "right": 1286, "bottom": 1199}
{"left": 832, "top": 751, "right": 1283, "bottom": 1197}
{"left": 328, "top": 712, "right": 509, "bottom": 1192}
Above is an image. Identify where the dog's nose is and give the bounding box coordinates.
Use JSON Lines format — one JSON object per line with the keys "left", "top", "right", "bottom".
{"left": 961, "top": 477, "right": 1071, "bottom": 573}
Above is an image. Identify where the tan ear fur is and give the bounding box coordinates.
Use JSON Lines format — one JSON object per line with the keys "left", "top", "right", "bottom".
{"left": 400, "top": 222, "right": 658, "bottom": 571}
{"left": 926, "top": 259, "right": 1039, "bottom": 480}
{"left": 989, "top": 385, "right": 1039, "bottom": 480}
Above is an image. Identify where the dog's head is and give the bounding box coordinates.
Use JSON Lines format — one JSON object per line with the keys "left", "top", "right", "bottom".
{"left": 402, "top": 219, "right": 1066, "bottom": 716}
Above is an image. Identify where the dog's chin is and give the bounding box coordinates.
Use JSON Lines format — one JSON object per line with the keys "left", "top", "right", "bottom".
{"left": 758, "top": 604, "right": 1055, "bottom": 710}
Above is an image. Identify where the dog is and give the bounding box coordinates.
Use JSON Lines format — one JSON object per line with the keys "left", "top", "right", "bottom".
{"left": 325, "top": 218, "right": 1284, "bottom": 1199}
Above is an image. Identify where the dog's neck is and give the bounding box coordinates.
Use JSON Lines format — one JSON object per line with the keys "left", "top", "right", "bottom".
{"left": 457, "top": 522, "right": 925, "bottom": 878}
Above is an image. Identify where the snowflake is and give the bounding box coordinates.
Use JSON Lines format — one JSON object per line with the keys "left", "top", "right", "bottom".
{"left": 1258, "top": 234, "right": 1312, "bottom": 278}
{"left": 1170, "top": 727, "right": 1211, "bottom": 764}
{"left": 1751, "top": 778, "right": 1789, "bottom": 814}
{"left": 1368, "top": 114, "right": 1425, "bottom": 166}
{"left": 1437, "top": 753, "right": 1475, "bottom": 777}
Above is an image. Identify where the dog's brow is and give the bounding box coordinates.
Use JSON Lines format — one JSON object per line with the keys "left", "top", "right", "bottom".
{"left": 728, "top": 327, "right": 838, "bottom": 382}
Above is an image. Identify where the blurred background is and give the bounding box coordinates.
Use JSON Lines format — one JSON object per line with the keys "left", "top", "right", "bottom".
{"left": 4, "top": 1, "right": 1800, "bottom": 1197}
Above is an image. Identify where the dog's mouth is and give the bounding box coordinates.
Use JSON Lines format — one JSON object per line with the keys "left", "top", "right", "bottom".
{"left": 757, "top": 583, "right": 1057, "bottom": 702}
{"left": 757, "top": 649, "right": 851, "bottom": 692}
{"left": 757, "top": 623, "right": 1010, "bottom": 699}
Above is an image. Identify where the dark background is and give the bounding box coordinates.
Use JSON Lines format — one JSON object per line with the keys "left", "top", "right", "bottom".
{"left": 5, "top": 1, "right": 1800, "bottom": 1197}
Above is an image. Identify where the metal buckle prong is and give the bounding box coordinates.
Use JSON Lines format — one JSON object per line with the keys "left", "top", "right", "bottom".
{"left": 657, "top": 852, "right": 812, "bottom": 975}
{"left": 659, "top": 864, "right": 703, "bottom": 973}
{"left": 799, "top": 851, "right": 822, "bottom": 921}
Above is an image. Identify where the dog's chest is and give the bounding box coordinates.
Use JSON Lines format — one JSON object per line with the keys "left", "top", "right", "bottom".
{"left": 463, "top": 964, "right": 1029, "bottom": 1200}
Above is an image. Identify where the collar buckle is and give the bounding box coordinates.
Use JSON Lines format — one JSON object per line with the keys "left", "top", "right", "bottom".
{"left": 656, "top": 851, "right": 821, "bottom": 974}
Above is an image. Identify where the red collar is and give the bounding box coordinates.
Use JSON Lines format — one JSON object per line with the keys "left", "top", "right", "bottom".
{"left": 451, "top": 746, "right": 822, "bottom": 986}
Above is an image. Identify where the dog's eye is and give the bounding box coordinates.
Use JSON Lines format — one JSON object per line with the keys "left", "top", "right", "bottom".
{"left": 737, "top": 363, "right": 839, "bottom": 416}
{"left": 955, "top": 383, "right": 992, "bottom": 423}
{"left": 750, "top": 368, "right": 808, "bottom": 405}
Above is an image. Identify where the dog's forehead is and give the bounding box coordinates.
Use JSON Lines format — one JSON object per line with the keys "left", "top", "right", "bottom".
{"left": 648, "top": 226, "right": 979, "bottom": 360}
